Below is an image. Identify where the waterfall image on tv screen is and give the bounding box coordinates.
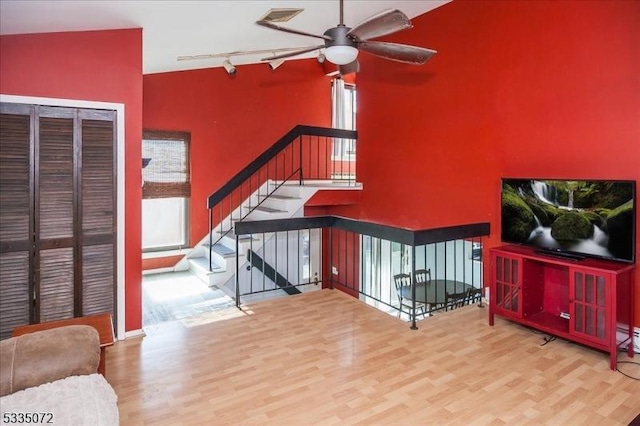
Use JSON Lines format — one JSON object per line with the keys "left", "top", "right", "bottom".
{"left": 501, "top": 179, "right": 636, "bottom": 262}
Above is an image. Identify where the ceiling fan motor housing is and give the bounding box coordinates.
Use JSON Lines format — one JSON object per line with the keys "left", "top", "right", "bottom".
{"left": 323, "top": 25, "right": 359, "bottom": 65}
{"left": 324, "top": 25, "right": 357, "bottom": 49}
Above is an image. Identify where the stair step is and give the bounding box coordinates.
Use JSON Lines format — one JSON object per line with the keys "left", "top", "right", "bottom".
{"left": 200, "top": 243, "right": 236, "bottom": 258}
{"left": 189, "top": 256, "right": 224, "bottom": 273}
{"left": 248, "top": 205, "right": 287, "bottom": 214}
{"left": 258, "top": 194, "right": 301, "bottom": 200}
{"left": 233, "top": 234, "right": 260, "bottom": 242}
{"left": 279, "top": 180, "right": 361, "bottom": 188}
{"left": 216, "top": 230, "right": 254, "bottom": 240}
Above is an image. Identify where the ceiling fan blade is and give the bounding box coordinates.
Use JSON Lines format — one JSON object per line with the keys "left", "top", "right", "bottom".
{"left": 338, "top": 60, "right": 360, "bottom": 75}
{"left": 256, "top": 20, "right": 332, "bottom": 41}
{"left": 358, "top": 41, "right": 437, "bottom": 65}
{"left": 260, "top": 45, "right": 324, "bottom": 62}
{"left": 347, "top": 9, "right": 412, "bottom": 41}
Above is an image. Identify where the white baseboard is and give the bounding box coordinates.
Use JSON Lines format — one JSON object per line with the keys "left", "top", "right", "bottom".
{"left": 142, "top": 267, "right": 175, "bottom": 275}
{"left": 142, "top": 248, "right": 192, "bottom": 259}
{"left": 124, "top": 329, "right": 145, "bottom": 340}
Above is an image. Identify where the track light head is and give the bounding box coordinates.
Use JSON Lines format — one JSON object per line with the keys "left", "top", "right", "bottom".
{"left": 268, "top": 58, "right": 285, "bottom": 70}
{"left": 222, "top": 59, "right": 236, "bottom": 75}
{"left": 317, "top": 52, "right": 326, "bottom": 64}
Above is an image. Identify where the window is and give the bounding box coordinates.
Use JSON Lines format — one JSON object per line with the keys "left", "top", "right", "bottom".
{"left": 142, "top": 131, "right": 190, "bottom": 251}
{"left": 301, "top": 230, "right": 310, "bottom": 280}
{"left": 331, "top": 79, "right": 356, "bottom": 159}
{"left": 360, "top": 236, "right": 411, "bottom": 309}
{"left": 471, "top": 242, "right": 483, "bottom": 261}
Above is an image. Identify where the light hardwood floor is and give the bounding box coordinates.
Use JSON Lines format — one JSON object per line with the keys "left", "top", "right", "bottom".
{"left": 107, "top": 289, "right": 640, "bottom": 425}
{"left": 142, "top": 271, "right": 236, "bottom": 328}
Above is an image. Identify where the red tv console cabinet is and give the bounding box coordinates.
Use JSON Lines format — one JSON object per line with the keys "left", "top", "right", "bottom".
{"left": 488, "top": 245, "right": 635, "bottom": 370}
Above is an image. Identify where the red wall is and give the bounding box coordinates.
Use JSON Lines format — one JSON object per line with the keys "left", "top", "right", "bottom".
{"left": 3, "top": 1, "right": 636, "bottom": 331}
{"left": 143, "top": 61, "right": 332, "bottom": 246}
{"left": 355, "top": 1, "right": 640, "bottom": 316}
{"left": 329, "top": 228, "right": 360, "bottom": 297}
{"left": 0, "top": 29, "right": 144, "bottom": 332}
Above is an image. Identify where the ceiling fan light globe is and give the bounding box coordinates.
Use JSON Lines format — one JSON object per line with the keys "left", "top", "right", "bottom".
{"left": 325, "top": 45, "right": 358, "bottom": 65}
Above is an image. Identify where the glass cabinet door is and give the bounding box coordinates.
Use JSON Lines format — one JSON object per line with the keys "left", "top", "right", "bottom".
{"left": 494, "top": 254, "right": 521, "bottom": 316}
{"left": 570, "top": 270, "right": 608, "bottom": 344}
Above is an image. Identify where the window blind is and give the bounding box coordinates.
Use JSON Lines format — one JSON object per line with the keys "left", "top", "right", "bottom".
{"left": 142, "top": 131, "right": 191, "bottom": 199}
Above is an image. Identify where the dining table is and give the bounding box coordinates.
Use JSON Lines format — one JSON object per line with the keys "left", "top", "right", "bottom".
{"left": 399, "top": 279, "right": 475, "bottom": 307}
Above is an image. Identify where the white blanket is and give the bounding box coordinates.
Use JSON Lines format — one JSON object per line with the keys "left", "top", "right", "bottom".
{"left": 0, "top": 374, "right": 118, "bottom": 426}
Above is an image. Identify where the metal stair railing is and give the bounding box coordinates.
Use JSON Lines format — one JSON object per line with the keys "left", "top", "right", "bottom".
{"left": 206, "top": 125, "right": 357, "bottom": 271}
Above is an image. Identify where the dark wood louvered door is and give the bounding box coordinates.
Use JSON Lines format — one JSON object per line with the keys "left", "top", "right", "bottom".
{"left": 0, "top": 103, "right": 34, "bottom": 339}
{"left": 79, "top": 111, "right": 117, "bottom": 319}
{"left": 0, "top": 103, "right": 116, "bottom": 339}
{"left": 36, "top": 107, "right": 76, "bottom": 322}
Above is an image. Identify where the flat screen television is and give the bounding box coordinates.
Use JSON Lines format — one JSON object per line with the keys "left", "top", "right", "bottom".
{"left": 501, "top": 178, "right": 636, "bottom": 263}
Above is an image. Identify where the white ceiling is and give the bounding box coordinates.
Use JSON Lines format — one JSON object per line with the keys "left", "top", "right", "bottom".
{"left": 0, "top": 0, "right": 448, "bottom": 75}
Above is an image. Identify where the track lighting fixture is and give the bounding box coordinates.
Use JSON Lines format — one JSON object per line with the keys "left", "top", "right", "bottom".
{"left": 317, "top": 52, "right": 326, "bottom": 64}
{"left": 268, "top": 58, "right": 285, "bottom": 70}
{"left": 222, "top": 59, "right": 236, "bottom": 75}
{"left": 178, "top": 46, "right": 323, "bottom": 68}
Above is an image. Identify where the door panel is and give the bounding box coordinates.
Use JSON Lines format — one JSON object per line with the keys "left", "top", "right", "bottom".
{"left": 36, "top": 112, "right": 77, "bottom": 323}
{"left": 0, "top": 108, "right": 34, "bottom": 339}
{"left": 0, "top": 112, "right": 32, "bottom": 244}
{"left": 570, "top": 269, "right": 609, "bottom": 344}
{"left": 0, "top": 103, "right": 117, "bottom": 337}
{"left": 80, "top": 115, "right": 116, "bottom": 320}
{"left": 38, "top": 247, "right": 75, "bottom": 323}
{"left": 81, "top": 119, "right": 115, "bottom": 236}
{"left": 494, "top": 254, "right": 521, "bottom": 316}
{"left": 37, "top": 116, "right": 75, "bottom": 241}
{"left": 82, "top": 244, "right": 115, "bottom": 316}
{"left": 0, "top": 252, "right": 31, "bottom": 340}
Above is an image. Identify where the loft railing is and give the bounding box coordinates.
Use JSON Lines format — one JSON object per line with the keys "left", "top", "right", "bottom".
{"left": 205, "top": 125, "right": 357, "bottom": 271}
{"left": 235, "top": 216, "right": 490, "bottom": 329}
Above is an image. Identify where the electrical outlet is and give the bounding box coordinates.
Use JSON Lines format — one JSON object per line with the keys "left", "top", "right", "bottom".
{"left": 332, "top": 266, "right": 338, "bottom": 275}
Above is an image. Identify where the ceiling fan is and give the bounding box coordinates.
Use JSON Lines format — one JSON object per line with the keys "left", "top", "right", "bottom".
{"left": 256, "top": 0, "right": 437, "bottom": 74}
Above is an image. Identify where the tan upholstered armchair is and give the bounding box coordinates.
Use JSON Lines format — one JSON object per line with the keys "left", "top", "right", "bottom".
{"left": 0, "top": 325, "right": 119, "bottom": 425}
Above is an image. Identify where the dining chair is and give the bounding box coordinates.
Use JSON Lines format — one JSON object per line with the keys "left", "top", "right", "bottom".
{"left": 393, "top": 273, "right": 427, "bottom": 318}
{"left": 445, "top": 289, "right": 470, "bottom": 311}
{"left": 413, "top": 269, "right": 431, "bottom": 285}
{"left": 414, "top": 268, "right": 442, "bottom": 313}
{"left": 468, "top": 287, "right": 484, "bottom": 307}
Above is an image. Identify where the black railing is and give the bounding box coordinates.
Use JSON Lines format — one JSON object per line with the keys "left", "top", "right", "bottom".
{"left": 247, "top": 250, "right": 301, "bottom": 296}
{"left": 205, "top": 126, "right": 357, "bottom": 271}
{"left": 235, "top": 216, "right": 490, "bottom": 329}
{"left": 233, "top": 217, "right": 331, "bottom": 303}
